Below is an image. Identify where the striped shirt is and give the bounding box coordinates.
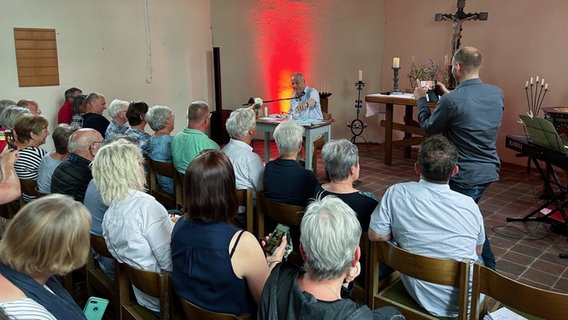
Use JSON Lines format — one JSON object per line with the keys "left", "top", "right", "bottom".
{"left": 14, "top": 146, "right": 47, "bottom": 202}
{"left": 0, "top": 298, "right": 56, "bottom": 320}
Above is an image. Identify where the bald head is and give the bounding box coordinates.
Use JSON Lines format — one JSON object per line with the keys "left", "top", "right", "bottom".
{"left": 17, "top": 99, "right": 41, "bottom": 115}
{"left": 68, "top": 128, "right": 103, "bottom": 160}
{"left": 291, "top": 72, "right": 307, "bottom": 96}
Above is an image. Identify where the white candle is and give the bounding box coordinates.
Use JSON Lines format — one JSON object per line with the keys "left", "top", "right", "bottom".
{"left": 358, "top": 70, "right": 363, "bottom": 82}
{"left": 393, "top": 57, "right": 400, "bottom": 68}
{"left": 525, "top": 81, "right": 529, "bottom": 88}
{"left": 536, "top": 75, "right": 539, "bottom": 83}
{"left": 541, "top": 78, "right": 545, "bottom": 85}
{"left": 530, "top": 77, "right": 533, "bottom": 85}
{"left": 545, "top": 83, "right": 549, "bottom": 90}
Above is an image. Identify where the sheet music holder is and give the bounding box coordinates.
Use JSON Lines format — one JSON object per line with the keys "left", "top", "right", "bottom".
{"left": 507, "top": 115, "right": 568, "bottom": 232}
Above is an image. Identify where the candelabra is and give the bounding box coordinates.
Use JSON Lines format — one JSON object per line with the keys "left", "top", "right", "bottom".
{"left": 347, "top": 81, "right": 367, "bottom": 143}
{"left": 392, "top": 67, "right": 401, "bottom": 94}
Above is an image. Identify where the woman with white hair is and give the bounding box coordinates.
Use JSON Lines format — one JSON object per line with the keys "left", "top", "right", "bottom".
{"left": 0, "top": 194, "right": 91, "bottom": 319}
{"left": 263, "top": 120, "right": 318, "bottom": 207}
{"left": 147, "top": 105, "right": 175, "bottom": 194}
{"left": 258, "top": 195, "right": 403, "bottom": 320}
{"left": 104, "top": 99, "right": 129, "bottom": 139}
{"left": 92, "top": 138, "right": 174, "bottom": 314}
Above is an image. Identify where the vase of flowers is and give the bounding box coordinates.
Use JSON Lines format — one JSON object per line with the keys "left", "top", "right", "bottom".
{"left": 407, "top": 56, "right": 449, "bottom": 89}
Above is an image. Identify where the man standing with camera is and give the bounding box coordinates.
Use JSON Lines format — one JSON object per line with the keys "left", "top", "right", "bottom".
{"left": 413, "top": 46, "right": 503, "bottom": 270}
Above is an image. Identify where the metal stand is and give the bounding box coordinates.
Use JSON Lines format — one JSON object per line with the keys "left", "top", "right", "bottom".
{"left": 348, "top": 81, "right": 367, "bottom": 143}
{"left": 392, "top": 67, "right": 401, "bottom": 94}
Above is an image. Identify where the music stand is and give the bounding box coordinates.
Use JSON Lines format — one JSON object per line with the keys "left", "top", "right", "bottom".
{"left": 507, "top": 115, "right": 568, "bottom": 230}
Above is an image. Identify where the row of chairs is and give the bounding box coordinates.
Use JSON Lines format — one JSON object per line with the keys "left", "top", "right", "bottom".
{"left": 87, "top": 233, "right": 251, "bottom": 320}
{"left": 368, "top": 241, "right": 568, "bottom": 320}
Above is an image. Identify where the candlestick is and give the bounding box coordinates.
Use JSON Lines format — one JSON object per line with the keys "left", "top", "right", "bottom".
{"left": 392, "top": 57, "right": 400, "bottom": 68}
{"left": 392, "top": 67, "right": 401, "bottom": 94}
{"left": 358, "top": 70, "right": 363, "bottom": 82}
{"left": 348, "top": 80, "right": 367, "bottom": 143}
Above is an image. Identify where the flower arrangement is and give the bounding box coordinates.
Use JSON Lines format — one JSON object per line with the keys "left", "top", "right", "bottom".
{"left": 407, "top": 55, "right": 449, "bottom": 89}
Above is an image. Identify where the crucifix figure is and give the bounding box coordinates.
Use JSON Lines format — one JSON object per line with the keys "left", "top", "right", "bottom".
{"left": 435, "top": 0, "right": 488, "bottom": 87}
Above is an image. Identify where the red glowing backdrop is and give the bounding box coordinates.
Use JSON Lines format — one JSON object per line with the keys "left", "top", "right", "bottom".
{"left": 254, "top": 1, "right": 315, "bottom": 114}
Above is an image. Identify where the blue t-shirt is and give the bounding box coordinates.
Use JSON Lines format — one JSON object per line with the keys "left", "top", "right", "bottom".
{"left": 149, "top": 135, "right": 174, "bottom": 194}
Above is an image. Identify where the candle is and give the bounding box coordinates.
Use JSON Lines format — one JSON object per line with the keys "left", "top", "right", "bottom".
{"left": 541, "top": 78, "right": 545, "bottom": 85}
{"left": 358, "top": 70, "right": 363, "bottom": 82}
{"left": 536, "top": 75, "right": 539, "bottom": 83}
{"left": 530, "top": 77, "right": 533, "bottom": 85}
{"left": 393, "top": 57, "right": 400, "bottom": 68}
{"left": 545, "top": 83, "right": 548, "bottom": 90}
{"left": 525, "top": 81, "right": 529, "bottom": 88}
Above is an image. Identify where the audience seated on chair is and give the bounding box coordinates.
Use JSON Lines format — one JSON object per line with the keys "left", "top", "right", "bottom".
{"left": 171, "top": 149, "right": 286, "bottom": 318}
{"left": 92, "top": 138, "right": 175, "bottom": 314}
{"left": 0, "top": 194, "right": 91, "bottom": 319}
{"left": 125, "top": 101, "right": 151, "bottom": 155}
{"left": 37, "top": 124, "right": 77, "bottom": 194}
{"left": 147, "top": 105, "right": 175, "bottom": 194}
{"left": 70, "top": 94, "right": 87, "bottom": 128}
{"left": 82, "top": 92, "right": 109, "bottom": 138}
{"left": 258, "top": 195, "right": 403, "bottom": 320}
{"left": 51, "top": 128, "right": 103, "bottom": 202}
{"left": 0, "top": 105, "right": 30, "bottom": 130}
{"left": 13, "top": 114, "right": 49, "bottom": 202}
{"left": 263, "top": 120, "right": 319, "bottom": 207}
{"left": 222, "top": 107, "right": 264, "bottom": 209}
{"left": 369, "top": 135, "right": 484, "bottom": 318}
{"left": 104, "top": 99, "right": 129, "bottom": 139}
{"left": 171, "top": 100, "right": 219, "bottom": 173}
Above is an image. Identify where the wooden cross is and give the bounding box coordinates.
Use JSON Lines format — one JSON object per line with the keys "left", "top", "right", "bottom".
{"left": 435, "top": 0, "right": 488, "bottom": 87}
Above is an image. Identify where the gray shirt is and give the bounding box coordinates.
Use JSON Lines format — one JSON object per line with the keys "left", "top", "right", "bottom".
{"left": 36, "top": 153, "right": 62, "bottom": 194}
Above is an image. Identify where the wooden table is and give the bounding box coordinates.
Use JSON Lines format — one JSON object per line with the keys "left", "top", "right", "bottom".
{"left": 256, "top": 118, "right": 332, "bottom": 171}
{"left": 365, "top": 93, "right": 436, "bottom": 165}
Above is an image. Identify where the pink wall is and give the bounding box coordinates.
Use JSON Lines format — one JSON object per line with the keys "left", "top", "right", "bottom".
{"left": 382, "top": 0, "right": 568, "bottom": 165}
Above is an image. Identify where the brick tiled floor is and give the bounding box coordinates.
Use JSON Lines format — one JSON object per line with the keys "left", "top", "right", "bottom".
{"left": 253, "top": 140, "right": 568, "bottom": 293}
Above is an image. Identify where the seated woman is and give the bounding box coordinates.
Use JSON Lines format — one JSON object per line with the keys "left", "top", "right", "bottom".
{"left": 70, "top": 94, "right": 86, "bottom": 128}
{"left": 315, "top": 139, "right": 378, "bottom": 231}
{"left": 0, "top": 194, "right": 91, "bottom": 319}
{"left": 125, "top": 101, "right": 151, "bottom": 155}
{"left": 171, "top": 149, "right": 286, "bottom": 317}
{"left": 258, "top": 196, "right": 403, "bottom": 320}
{"left": 146, "top": 105, "right": 175, "bottom": 194}
{"left": 92, "top": 139, "right": 174, "bottom": 313}
{"left": 36, "top": 124, "right": 77, "bottom": 194}
{"left": 13, "top": 114, "right": 49, "bottom": 202}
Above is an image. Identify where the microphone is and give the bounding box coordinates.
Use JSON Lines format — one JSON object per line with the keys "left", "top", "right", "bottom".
{"left": 295, "top": 92, "right": 306, "bottom": 101}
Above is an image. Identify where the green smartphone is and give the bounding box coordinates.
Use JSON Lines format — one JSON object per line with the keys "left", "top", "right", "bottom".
{"left": 83, "top": 296, "right": 109, "bottom": 320}
{"left": 264, "top": 223, "right": 289, "bottom": 254}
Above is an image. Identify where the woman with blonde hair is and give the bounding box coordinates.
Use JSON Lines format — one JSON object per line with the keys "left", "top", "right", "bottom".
{"left": 92, "top": 138, "right": 174, "bottom": 314}
{"left": 0, "top": 194, "right": 91, "bottom": 319}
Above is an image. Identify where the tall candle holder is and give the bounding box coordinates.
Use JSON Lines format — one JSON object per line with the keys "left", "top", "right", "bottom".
{"left": 347, "top": 81, "right": 368, "bottom": 143}
{"left": 392, "top": 67, "right": 402, "bottom": 94}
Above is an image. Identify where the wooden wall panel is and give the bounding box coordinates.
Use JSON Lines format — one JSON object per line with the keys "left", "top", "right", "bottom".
{"left": 14, "top": 28, "right": 59, "bottom": 87}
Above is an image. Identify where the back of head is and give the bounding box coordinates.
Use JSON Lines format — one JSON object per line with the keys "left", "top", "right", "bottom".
{"left": 107, "top": 99, "right": 129, "bottom": 118}
{"left": 72, "top": 95, "right": 87, "bottom": 114}
{"left": 184, "top": 149, "right": 237, "bottom": 223}
{"left": 453, "top": 46, "right": 483, "bottom": 74}
{"left": 13, "top": 114, "right": 48, "bottom": 144}
{"left": 0, "top": 194, "right": 91, "bottom": 276}
{"left": 418, "top": 135, "right": 458, "bottom": 183}
{"left": 92, "top": 138, "right": 145, "bottom": 205}
{"left": 0, "top": 100, "right": 16, "bottom": 114}
{"left": 225, "top": 107, "right": 255, "bottom": 139}
{"left": 300, "top": 195, "right": 361, "bottom": 281}
{"left": 147, "top": 105, "right": 173, "bottom": 131}
{"left": 84, "top": 93, "right": 103, "bottom": 112}
{"left": 52, "top": 124, "right": 77, "bottom": 154}
{"left": 64, "top": 87, "right": 82, "bottom": 101}
{"left": 274, "top": 120, "right": 304, "bottom": 156}
{"left": 186, "top": 101, "right": 209, "bottom": 126}
{"left": 322, "top": 139, "right": 359, "bottom": 181}
{"left": 0, "top": 105, "right": 31, "bottom": 129}
{"left": 67, "top": 128, "right": 100, "bottom": 154}
{"left": 126, "top": 101, "right": 149, "bottom": 126}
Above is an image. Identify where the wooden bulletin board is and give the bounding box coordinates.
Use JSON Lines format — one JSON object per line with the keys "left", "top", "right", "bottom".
{"left": 14, "top": 28, "right": 60, "bottom": 87}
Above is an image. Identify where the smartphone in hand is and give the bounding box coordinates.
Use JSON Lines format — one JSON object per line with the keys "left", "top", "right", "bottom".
{"left": 264, "top": 223, "right": 289, "bottom": 254}
{"left": 83, "top": 296, "right": 109, "bottom": 320}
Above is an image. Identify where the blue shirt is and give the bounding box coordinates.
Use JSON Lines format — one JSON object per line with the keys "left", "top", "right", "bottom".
{"left": 105, "top": 120, "right": 128, "bottom": 139}
{"left": 289, "top": 87, "right": 323, "bottom": 119}
{"left": 149, "top": 135, "right": 174, "bottom": 194}
{"left": 417, "top": 78, "right": 504, "bottom": 187}
{"left": 126, "top": 128, "right": 151, "bottom": 155}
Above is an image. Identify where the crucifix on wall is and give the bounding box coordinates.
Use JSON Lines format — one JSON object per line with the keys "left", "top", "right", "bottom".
{"left": 435, "top": 0, "right": 488, "bottom": 88}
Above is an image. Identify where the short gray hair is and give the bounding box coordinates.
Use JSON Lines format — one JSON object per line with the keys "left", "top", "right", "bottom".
{"left": 107, "top": 99, "right": 129, "bottom": 118}
{"left": 147, "top": 105, "right": 173, "bottom": 131}
{"left": 300, "top": 195, "right": 361, "bottom": 281}
{"left": 273, "top": 120, "right": 304, "bottom": 155}
{"left": 0, "top": 105, "right": 31, "bottom": 129}
{"left": 186, "top": 101, "right": 209, "bottom": 124}
{"left": 322, "top": 139, "right": 359, "bottom": 181}
{"left": 225, "top": 108, "right": 255, "bottom": 138}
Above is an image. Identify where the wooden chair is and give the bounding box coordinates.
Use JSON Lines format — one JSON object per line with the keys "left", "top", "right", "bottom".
{"left": 369, "top": 241, "right": 471, "bottom": 320}
{"left": 351, "top": 232, "right": 372, "bottom": 305}
{"left": 18, "top": 178, "right": 43, "bottom": 207}
{"left": 86, "top": 234, "right": 120, "bottom": 320}
{"left": 470, "top": 261, "right": 568, "bottom": 320}
{"left": 179, "top": 297, "right": 251, "bottom": 320}
{"left": 256, "top": 191, "right": 304, "bottom": 265}
{"left": 235, "top": 188, "right": 254, "bottom": 233}
{"left": 118, "top": 263, "right": 175, "bottom": 320}
{"left": 147, "top": 158, "right": 177, "bottom": 210}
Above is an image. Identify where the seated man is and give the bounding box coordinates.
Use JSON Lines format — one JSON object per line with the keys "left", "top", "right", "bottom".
{"left": 51, "top": 128, "right": 103, "bottom": 202}
{"left": 37, "top": 124, "right": 77, "bottom": 194}
{"left": 171, "top": 101, "right": 219, "bottom": 173}
{"left": 263, "top": 120, "right": 318, "bottom": 207}
{"left": 369, "top": 135, "right": 484, "bottom": 318}
{"left": 258, "top": 195, "right": 403, "bottom": 320}
{"left": 57, "top": 87, "right": 82, "bottom": 124}
{"left": 82, "top": 93, "right": 109, "bottom": 138}
{"left": 222, "top": 107, "right": 264, "bottom": 202}
{"left": 289, "top": 72, "right": 322, "bottom": 119}
{"left": 16, "top": 99, "right": 42, "bottom": 115}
